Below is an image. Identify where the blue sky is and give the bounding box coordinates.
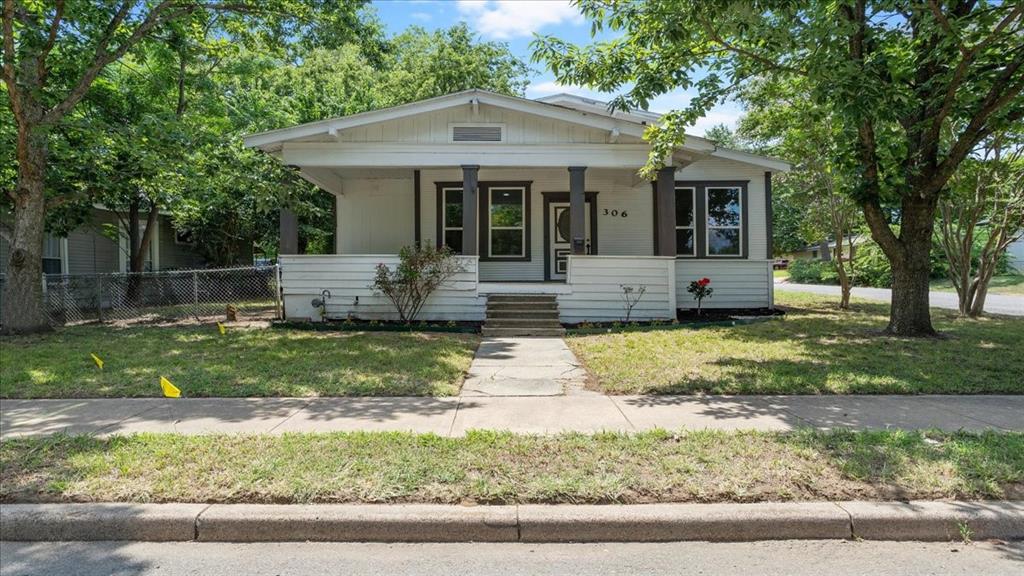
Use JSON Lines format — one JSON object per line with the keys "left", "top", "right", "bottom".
{"left": 371, "top": 0, "right": 742, "bottom": 135}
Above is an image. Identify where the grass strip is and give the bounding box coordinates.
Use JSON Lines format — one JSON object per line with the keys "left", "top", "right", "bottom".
{"left": 2, "top": 429, "right": 1020, "bottom": 505}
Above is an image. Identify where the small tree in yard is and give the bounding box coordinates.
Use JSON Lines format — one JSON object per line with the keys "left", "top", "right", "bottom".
{"left": 938, "top": 132, "right": 1024, "bottom": 317}
{"left": 620, "top": 284, "right": 647, "bottom": 322}
{"left": 372, "top": 245, "right": 462, "bottom": 324}
{"left": 687, "top": 278, "right": 713, "bottom": 315}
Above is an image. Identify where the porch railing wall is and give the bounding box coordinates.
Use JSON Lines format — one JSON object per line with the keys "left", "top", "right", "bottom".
{"left": 560, "top": 256, "right": 677, "bottom": 323}
{"left": 279, "top": 254, "right": 485, "bottom": 322}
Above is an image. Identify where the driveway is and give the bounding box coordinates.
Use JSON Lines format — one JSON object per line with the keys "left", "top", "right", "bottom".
{"left": 777, "top": 282, "right": 1024, "bottom": 316}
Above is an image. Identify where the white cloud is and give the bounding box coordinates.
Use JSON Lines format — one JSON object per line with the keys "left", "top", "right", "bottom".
{"left": 410, "top": 11, "right": 432, "bottom": 21}
{"left": 456, "top": 0, "right": 583, "bottom": 39}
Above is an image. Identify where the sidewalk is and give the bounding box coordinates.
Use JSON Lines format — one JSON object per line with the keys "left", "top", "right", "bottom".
{"left": 776, "top": 282, "right": 1024, "bottom": 316}
{"left": 3, "top": 394, "right": 1021, "bottom": 438}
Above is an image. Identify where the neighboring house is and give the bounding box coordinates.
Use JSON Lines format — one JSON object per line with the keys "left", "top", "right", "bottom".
{"left": 789, "top": 235, "right": 868, "bottom": 262}
{"left": 246, "top": 89, "right": 790, "bottom": 325}
{"left": 0, "top": 207, "right": 206, "bottom": 276}
{"left": 1007, "top": 237, "right": 1024, "bottom": 273}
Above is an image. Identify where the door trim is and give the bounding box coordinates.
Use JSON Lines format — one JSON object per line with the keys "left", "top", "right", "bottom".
{"left": 542, "top": 191, "right": 599, "bottom": 281}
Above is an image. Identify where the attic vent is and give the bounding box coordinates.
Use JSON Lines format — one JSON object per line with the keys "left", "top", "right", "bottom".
{"left": 450, "top": 124, "right": 504, "bottom": 142}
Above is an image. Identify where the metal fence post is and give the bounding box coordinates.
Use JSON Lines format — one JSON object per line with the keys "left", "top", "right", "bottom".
{"left": 192, "top": 271, "right": 199, "bottom": 317}
{"left": 95, "top": 275, "right": 105, "bottom": 322}
{"left": 275, "top": 264, "right": 283, "bottom": 320}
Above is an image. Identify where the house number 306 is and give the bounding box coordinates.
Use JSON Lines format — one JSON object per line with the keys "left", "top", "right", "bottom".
{"left": 603, "top": 209, "right": 628, "bottom": 217}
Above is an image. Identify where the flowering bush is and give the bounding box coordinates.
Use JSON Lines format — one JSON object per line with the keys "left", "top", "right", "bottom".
{"left": 372, "top": 244, "right": 462, "bottom": 323}
{"left": 686, "top": 277, "right": 713, "bottom": 315}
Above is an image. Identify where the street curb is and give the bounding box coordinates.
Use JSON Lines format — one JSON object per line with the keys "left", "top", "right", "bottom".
{"left": 1, "top": 501, "right": 1021, "bottom": 543}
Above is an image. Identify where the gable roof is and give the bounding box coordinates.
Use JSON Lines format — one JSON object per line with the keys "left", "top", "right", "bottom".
{"left": 244, "top": 88, "right": 790, "bottom": 171}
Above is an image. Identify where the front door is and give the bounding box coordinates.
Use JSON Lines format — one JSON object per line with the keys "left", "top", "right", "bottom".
{"left": 549, "top": 202, "right": 591, "bottom": 280}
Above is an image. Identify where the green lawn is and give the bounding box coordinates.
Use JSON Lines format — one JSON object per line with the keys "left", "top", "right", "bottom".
{"left": 0, "top": 325, "right": 478, "bottom": 398}
{"left": 773, "top": 269, "right": 790, "bottom": 280}
{"left": 568, "top": 291, "right": 1024, "bottom": 395}
{"left": 2, "top": 430, "right": 1019, "bottom": 504}
{"left": 930, "top": 274, "right": 1024, "bottom": 296}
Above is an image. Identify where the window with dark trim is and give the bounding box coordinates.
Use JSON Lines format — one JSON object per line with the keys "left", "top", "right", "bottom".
{"left": 487, "top": 186, "right": 526, "bottom": 258}
{"left": 706, "top": 186, "right": 742, "bottom": 256}
{"left": 441, "top": 187, "right": 463, "bottom": 254}
{"left": 42, "top": 234, "right": 62, "bottom": 274}
{"left": 674, "top": 186, "right": 696, "bottom": 257}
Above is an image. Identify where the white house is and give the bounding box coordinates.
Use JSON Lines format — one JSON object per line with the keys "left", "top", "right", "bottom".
{"left": 245, "top": 89, "right": 789, "bottom": 333}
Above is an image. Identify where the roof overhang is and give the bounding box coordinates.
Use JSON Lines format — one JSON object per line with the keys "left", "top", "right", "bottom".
{"left": 244, "top": 88, "right": 790, "bottom": 172}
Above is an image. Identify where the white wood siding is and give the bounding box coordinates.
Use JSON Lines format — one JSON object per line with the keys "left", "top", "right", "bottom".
{"left": 280, "top": 254, "right": 485, "bottom": 322}
{"left": 336, "top": 104, "right": 642, "bottom": 146}
{"left": 675, "top": 260, "right": 773, "bottom": 309}
{"left": 559, "top": 256, "right": 675, "bottom": 323}
{"left": 335, "top": 177, "right": 416, "bottom": 254}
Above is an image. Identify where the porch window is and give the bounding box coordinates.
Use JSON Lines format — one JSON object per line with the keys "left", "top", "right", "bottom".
{"left": 706, "top": 187, "right": 742, "bottom": 256}
{"left": 42, "top": 234, "right": 63, "bottom": 275}
{"left": 488, "top": 187, "right": 525, "bottom": 257}
{"left": 442, "top": 187, "right": 463, "bottom": 254}
{"left": 674, "top": 186, "right": 696, "bottom": 257}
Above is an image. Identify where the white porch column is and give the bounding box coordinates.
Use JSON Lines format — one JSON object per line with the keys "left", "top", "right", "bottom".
{"left": 568, "top": 166, "right": 587, "bottom": 255}
{"left": 461, "top": 165, "right": 479, "bottom": 255}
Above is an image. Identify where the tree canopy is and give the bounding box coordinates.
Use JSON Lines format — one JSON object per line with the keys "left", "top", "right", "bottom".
{"left": 533, "top": 0, "right": 1024, "bottom": 335}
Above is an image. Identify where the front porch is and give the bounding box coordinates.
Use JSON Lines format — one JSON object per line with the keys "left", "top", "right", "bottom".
{"left": 278, "top": 253, "right": 773, "bottom": 324}
{"left": 279, "top": 163, "right": 685, "bottom": 284}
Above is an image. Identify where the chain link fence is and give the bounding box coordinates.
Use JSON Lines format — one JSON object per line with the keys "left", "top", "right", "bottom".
{"left": 0, "top": 265, "right": 281, "bottom": 327}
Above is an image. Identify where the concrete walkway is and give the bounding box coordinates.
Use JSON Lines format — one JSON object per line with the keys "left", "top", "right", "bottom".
{"left": 777, "top": 282, "right": 1024, "bottom": 316}
{"left": 460, "top": 337, "right": 590, "bottom": 397}
{"left": 3, "top": 395, "right": 1021, "bottom": 438}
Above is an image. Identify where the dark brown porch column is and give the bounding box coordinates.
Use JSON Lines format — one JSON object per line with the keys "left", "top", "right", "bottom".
{"left": 655, "top": 166, "right": 676, "bottom": 256}
{"left": 461, "top": 165, "right": 479, "bottom": 255}
{"left": 279, "top": 208, "right": 298, "bottom": 255}
{"left": 569, "top": 166, "right": 587, "bottom": 255}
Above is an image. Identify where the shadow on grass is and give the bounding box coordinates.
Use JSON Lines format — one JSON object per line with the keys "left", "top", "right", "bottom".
{"left": 583, "top": 300, "right": 1024, "bottom": 395}
{"left": 0, "top": 326, "right": 479, "bottom": 398}
{"left": 785, "top": 430, "right": 1024, "bottom": 501}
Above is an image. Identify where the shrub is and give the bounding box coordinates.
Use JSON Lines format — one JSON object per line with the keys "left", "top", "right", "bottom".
{"left": 372, "top": 244, "right": 463, "bottom": 323}
{"left": 788, "top": 259, "right": 838, "bottom": 284}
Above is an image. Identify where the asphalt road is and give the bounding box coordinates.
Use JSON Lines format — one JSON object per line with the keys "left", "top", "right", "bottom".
{"left": 2, "top": 540, "right": 1021, "bottom": 576}
{"left": 777, "top": 282, "right": 1024, "bottom": 316}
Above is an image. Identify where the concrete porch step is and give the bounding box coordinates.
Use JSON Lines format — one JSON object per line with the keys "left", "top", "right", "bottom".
{"left": 484, "top": 318, "right": 564, "bottom": 328}
{"left": 487, "top": 294, "right": 558, "bottom": 303}
{"left": 486, "top": 310, "right": 561, "bottom": 320}
{"left": 486, "top": 302, "right": 559, "bottom": 311}
{"left": 481, "top": 327, "right": 567, "bottom": 337}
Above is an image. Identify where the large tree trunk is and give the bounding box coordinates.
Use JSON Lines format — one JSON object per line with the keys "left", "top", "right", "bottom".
{"left": 2, "top": 127, "right": 52, "bottom": 334}
{"left": 884, "top": 196, "right": 938, "bottom": 336}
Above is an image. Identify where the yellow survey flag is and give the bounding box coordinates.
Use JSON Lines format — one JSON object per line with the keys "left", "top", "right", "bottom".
{"left": 160, "top": 376, "right": 181, "bottom": 398}
{"left": 217, "top": 322, "right": 226, "bottom": 335}
{"left": 90, "top": 353, "right": 104, "bottom": 370}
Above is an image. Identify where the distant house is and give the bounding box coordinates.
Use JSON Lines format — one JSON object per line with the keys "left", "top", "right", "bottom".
{"left": 245, "top": 89, "right": 791, "bottom": 327}
{"left": 1007, "top": 238, "right": 1024, "bottom": 273}
{"left": 788, "top": 235, "right": 868, "bottom": 262}
{"left": 0, "top": 207, "right": 206, "bottom": 276}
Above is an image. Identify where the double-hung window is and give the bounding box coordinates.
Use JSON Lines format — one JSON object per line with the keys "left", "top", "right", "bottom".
{"left": 441, "top": 187, "right": 464, "bottom": 254}
{"left": 706, "top": 186, "right": 742, "bottom": 256}
{"left": 488, "top": 187, "right": 525, "bottom": 258}
{"left": 674, "top": 187, "right": 696, "bottom": 257}
{"left": 42, "top": 234, "right": 64, "bottom": 274}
